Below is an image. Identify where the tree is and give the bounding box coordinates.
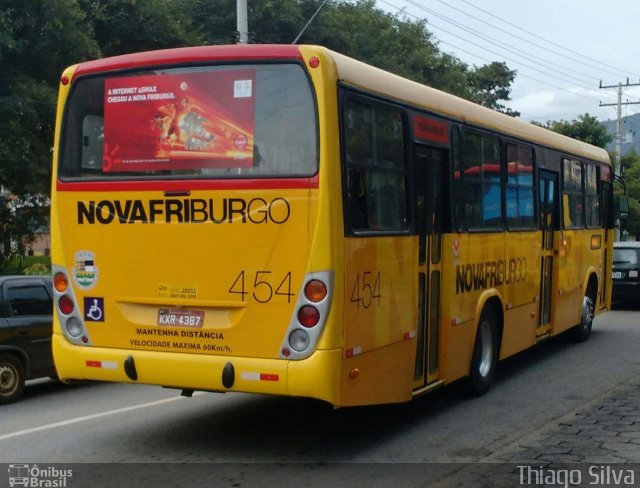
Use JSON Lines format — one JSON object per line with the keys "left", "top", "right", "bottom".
{"left": 78, "top": 0, "right": 201, "bottom": 57}
{"left": 0, "top": 0, "right": 100, "bottom": 257}
{"left": 467, "top": 62, "right": 519, "bottom": 116}
{"left": 249, "top": 0, "right": 518, "bottom": 113}
{"left": 617, "top": 150, "right": 640, "bottom": 239}
{"left": 537, "top": 113, "right": 613, "bottom": 148}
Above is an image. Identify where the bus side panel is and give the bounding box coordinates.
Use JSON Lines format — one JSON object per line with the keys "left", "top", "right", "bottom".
{"left": 341, "top": 235, "right": 417, "bottom": 405}
{"left": 500, "top": 230, "right": 540, "bottom": 358}
{"left": 439, "top": 230, "right": 540, "bottom": 383}
{"left": 554, "top": 230, "right": 582, "bottom": 332}
{"left": 553, "top": 229, "right": 598, "bottom": 334}
{"left": 339, "top": 340, "right": 415, "bottom": 406}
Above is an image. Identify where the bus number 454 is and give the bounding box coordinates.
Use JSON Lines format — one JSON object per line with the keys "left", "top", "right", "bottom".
{"left": 351, "top": 271, "right": 382, "bottom": 310}
{"left": 229, "top": 271, "right": 294, "bottom": 303}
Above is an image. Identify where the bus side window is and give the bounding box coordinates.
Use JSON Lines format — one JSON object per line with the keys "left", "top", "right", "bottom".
{"left": 462, "top": 130, "right": 502, "bottom": 230}
{"left": 562, "top": 158, "right": 584, "bottom": 228}
{"left": 343, "top": 98, "right": 408, "bottom": 234}
{"left": 506, "top": 143, "right": 534, "bottom": 229}
{"left": 585, "top": 162, "right": 600, "bottom": 228}
{"left": 347, "top": 169, "right": 368, "bottom": 229}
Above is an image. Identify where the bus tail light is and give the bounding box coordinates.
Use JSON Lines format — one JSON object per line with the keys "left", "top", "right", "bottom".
{"left": 54, "top": 272, "right": 69, "bottom": 293}
{"left": 58, "top": 296, "right": 74, "bottom": 315}
{"left": 304, "top": 280, "right": 327, "bottom": 302}
{"left": 289, "top": 330, "right": 310, "bottom": 352}
{"left": 51, "top": 265, "right": 92, "bottom": 346}
{"left": 297, "top": 305, "right": 320, "bottom": 327}
{"left": 279, "top": 271, "right": 333, "bottom": 360}
{"left": 65, "top": 317, "right": 83, "bottom": 337}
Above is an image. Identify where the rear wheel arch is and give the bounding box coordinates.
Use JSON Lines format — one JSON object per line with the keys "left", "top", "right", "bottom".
{"left": 468, "top": 295, "right": 503, "bottom": 395}
{"left": 566, "top": 272, "right": 598, "bottom": 343}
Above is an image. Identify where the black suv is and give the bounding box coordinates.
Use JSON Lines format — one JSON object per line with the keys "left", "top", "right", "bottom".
{"left": 612, "top": 242, "right": 640, "bottom": 304}
{"left": 0, "top": 275, "right": 55, "bottom": 404}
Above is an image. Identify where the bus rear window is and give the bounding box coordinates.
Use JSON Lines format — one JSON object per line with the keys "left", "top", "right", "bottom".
{"left": 59, "top": 63, "right": 317, "bottom": 179}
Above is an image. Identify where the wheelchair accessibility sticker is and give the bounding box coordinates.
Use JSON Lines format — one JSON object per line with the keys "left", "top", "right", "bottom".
{"left": 84, "top": 297, "right": 105, "bottom": 322}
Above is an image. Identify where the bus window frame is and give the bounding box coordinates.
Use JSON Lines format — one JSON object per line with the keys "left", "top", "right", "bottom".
{"left": 504, "top": 139, "right": 537, "bottom": 232}
{"left": 584, "top": 161, "right": 602, "bottom": 230}
{"left": 339, "top": 89, "right": 413, "bottom": 238}
{"left": 58, "top": 60, "right": 321, "bottom": 183}
{"left": 459, "top": 126, "right": 505, "bottom": 233}
{"left": 561, "top": 156, "right": 586, "bottom": 230}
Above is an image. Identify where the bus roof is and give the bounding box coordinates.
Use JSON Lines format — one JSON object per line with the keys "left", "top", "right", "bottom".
{"left": 324, "top": 48, "right": 611, "bottom": 166}
{"left": 67, "top": 43, "right": 610, "bottom": 166}
{"left": 71, "top": 44, "right": 303, "bottom": 78}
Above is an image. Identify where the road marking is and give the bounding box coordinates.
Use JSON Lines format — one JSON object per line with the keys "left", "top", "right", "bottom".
{"left": 0, "top": 394, "right": 204, "bottom": 442}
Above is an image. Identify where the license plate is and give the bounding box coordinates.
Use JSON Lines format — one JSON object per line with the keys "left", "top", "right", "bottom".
{"left": 157, "top": 308, "right": 204, "bottom": 327}
{"left": 612, "top": 271, "right": 623, "bottom": 279}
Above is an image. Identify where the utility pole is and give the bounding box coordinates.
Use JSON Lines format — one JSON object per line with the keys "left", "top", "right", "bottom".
{"left": 237, "top": 0, "right": 249, "bottom": 44}
{"left": 599, "top": 79, "right": 640, "bottom": 179}
{"left": 600, "top": 79, "right": 640, "bottom": 241}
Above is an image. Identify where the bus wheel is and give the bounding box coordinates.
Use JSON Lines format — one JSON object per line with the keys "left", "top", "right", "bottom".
{"left": 468, "top": 306, "right": 499, "bottom": 396}
{"left": 566, "top": 294, "right": 594, "bottom": 343}
{"left": 0, "top": 355, "right": 25, "bottom": 404}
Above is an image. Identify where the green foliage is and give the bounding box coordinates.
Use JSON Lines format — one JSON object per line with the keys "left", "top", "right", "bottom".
{"left": 619, "top": 197, "right": 640, "bottom": 240}
{"left": 0, "top": 0, "right": 101, "bottom": 251}
{"left": 79, "top": 0, "right": 201, "bottom": 57}
{"left": 616, "top": 150, "right": 640, "bottom": 238}
{"left": 23, "top": 263, "right": 51, "bottom": 276}
{"left": 538, "top": 113, "right": 613, "bottom": 149}
{"left": 0, "top": 255, "right": 51, "bottom": 276}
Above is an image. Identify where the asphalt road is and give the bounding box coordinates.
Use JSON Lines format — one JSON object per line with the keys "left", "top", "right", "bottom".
{"left": 1, "top": 307, "right": 639, "bottom": 486}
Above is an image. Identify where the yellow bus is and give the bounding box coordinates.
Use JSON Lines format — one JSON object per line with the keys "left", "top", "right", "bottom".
{"left": 51, "top": 45, "right": 612, "bottom": 407}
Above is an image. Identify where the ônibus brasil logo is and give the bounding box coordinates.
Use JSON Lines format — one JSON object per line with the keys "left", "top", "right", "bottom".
{"left": 8, "top": 464, "right": 73, "bottom": 487}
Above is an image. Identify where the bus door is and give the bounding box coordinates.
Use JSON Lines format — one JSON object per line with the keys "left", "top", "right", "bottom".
{"left": 414, "top": 145, "right": 445, "bottom": 386}
{"left": 538, "top": 170, "right": 559, "bottom": 334}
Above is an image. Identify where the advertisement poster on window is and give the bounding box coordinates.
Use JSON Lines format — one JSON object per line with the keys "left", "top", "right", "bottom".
{"left": 103, "top": 69, "right": 256, "bottom": 172}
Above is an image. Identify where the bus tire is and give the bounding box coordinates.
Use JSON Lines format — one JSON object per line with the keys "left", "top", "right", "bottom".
{"left": 468, "top": 306, "right": 499, "bottom": 396}
{"left": 0, "top": 354, "right": 26, "bottom": 404}
{"left": 566, "top": 293, "right": 594, "bottom": 343}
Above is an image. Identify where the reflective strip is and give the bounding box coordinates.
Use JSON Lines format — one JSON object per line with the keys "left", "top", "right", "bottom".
{"left": 241, "top": 372, "right": 279, "bottom": 382}
{"left": 86, "top": 360, "right": 117, "bottom": 369}
{"left": 260, "top": 373, "right": 279, "bottom": 382}
{"left": 403, "top": 331, "right": 416, "bottom": 340}
{"left": 345, "top": 346, "right": 362, "bottom": 358}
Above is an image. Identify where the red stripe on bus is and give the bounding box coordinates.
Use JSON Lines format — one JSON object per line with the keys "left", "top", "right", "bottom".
{"left": 260, "top": 373, "right": 279, "bottom": 382}
{"left": 72, "top": 45, "right": 304, "bottom": 79}
{"left": 56, "top": 176, "right": 319, "bottom": 192}
{"left": 86, "top": 360, "right": 101, "bottom": 368}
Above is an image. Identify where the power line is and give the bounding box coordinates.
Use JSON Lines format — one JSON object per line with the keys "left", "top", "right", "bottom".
{"left": 401, "top": 0, "right": 617, "bottom": 97}
{"left": 380, "top": 0, "right": 616, "bottom": 102}
{"left": 376, "top": 0, "right": 619, "bottom": 114}
{"left": 429, "top": 0, "right": 616, "bottom": 83}
{"left": 435, "top": 38, "right": 605, "bottom": 105}
{"left": 460, "top": 0, "right": 638, "bottom": 80}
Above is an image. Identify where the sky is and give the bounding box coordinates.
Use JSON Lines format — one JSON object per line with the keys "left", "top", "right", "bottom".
{"left": 376, "top": 0, "right": 640, "bottom": 125}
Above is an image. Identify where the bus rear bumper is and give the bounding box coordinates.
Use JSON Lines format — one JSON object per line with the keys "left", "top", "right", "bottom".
{"left": 52, "top": 334, "right": 342, "bottom": 405}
